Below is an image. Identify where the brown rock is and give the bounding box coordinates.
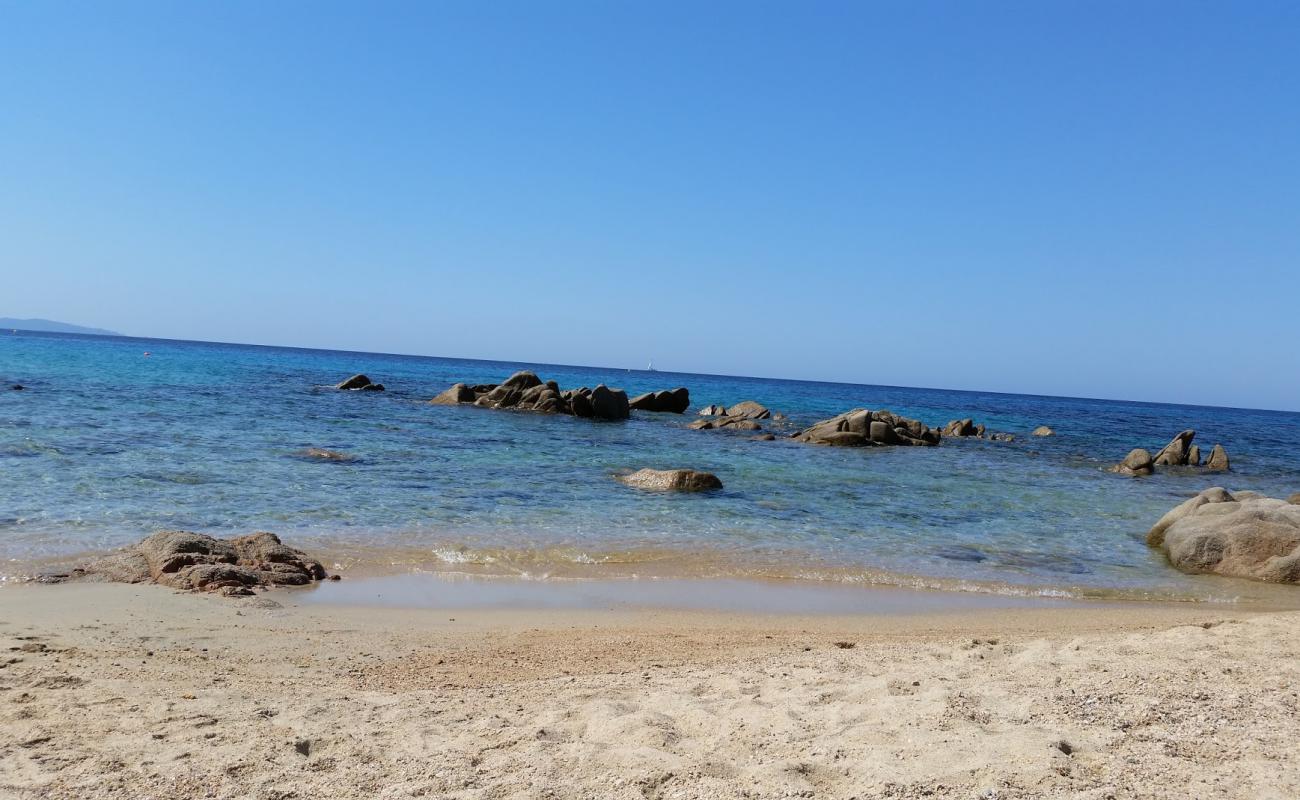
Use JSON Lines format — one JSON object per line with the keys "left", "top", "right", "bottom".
{"left": 617, "top": 468, "right": 723, "bottom": 492}
{"left": 793, "top": 409, "right": 939, "bottom": 448}
{"left": 72, "top": 531, "right": 327, "bottom": 593}
{"left": 1206, "top": 444, "right": 1230, "bottom": 472}
{"left": 1148, "top": 489, "right": 1300, "bottom": 583}
{"left": 724, "top": 401, "right": 772, "bottom": 420}
{"left": 1153, "top": 430, "right": 1196, "bottom": 466}
{"left": 429, "top": 383, "right": 476, "bottom": 405}
{"left": 1032, "top": 426, "right": 1054, "bottom": 437}
{"left": 698, "top": 405, "right": 728, "bottom": 416}
{"left": 1110, "top": 448, "right": 1154, "bottom": 476}
{"left": 628, "top": 387, "right": 690, "bottom": 414}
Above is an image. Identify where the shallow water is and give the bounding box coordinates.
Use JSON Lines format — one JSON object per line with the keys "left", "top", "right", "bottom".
{"left": 3, "top": 329, "right": 1299, "bottom": 604}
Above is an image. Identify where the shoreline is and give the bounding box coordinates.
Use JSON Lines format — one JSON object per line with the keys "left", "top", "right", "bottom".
{"left": 2, "top": 581, "right": 1297, "bottom": 798}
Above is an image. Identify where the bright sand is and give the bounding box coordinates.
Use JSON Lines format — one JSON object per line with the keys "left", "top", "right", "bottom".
{"left": 2, "top": 579, "right": 1297, "bottom": 799}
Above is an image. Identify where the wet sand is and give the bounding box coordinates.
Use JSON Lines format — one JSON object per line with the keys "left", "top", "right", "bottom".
{"left": 2, "top": 579, "right": 1298, "bottom": 799}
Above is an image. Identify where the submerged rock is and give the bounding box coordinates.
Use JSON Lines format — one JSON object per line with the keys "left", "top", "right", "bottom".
{"left": 292, "top": 447, "right": 356, "bottom": 463}
{"left": 1110, "top": 448, "right": 1155, "bottom": 476}
{"left": 618, "top": 468, "right": 722, "bottom": 492}
{"left": 1032, "top": 426, "right": 1054, "bottom": 437}
{"left": 1147, "top": 488, "right": 1300, "bottom": 583}
{"left": 62, "top": 531, "right": 328, "bottom": 593}
{"left": 335, "top": 374, "right": 384, "bottom": 391}
{"left": 792, "top": 409, "right": 939, "bottom": 447}
{"left": 430, "top": 371, "right": 631, "bottom": 420}
{"left": 628, "top": 387, "right": 690, "bottom": 414}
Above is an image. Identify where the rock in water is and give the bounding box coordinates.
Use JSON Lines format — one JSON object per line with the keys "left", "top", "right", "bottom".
{"left": 1186, "top": 445, "right": 1201, "bottom": 466}
{"left": 618, "top": 469, "right": 723, "bottom": 492}
{"left": 628, "top": 387, "right": 691, "bottom": 414}
{"left": 68, "top": 531, "right": 328, "bottom": 593}
{"left": 724, "top": 400, "right": 772, "bottom": 420}
{"left": 1032, "top": 426, "right": 1054, "bottom": 437}
{"left": 793, "top": 409, "right": 939, "bottom": 447}
{"left": 1147, "top": 488, "right": 1300, "bottom": 583}
{"left": 1206, "top": 444, "right": 1231, "bottom": 471}
{"left": 1153, "top": 430, "right": 1196, "bottom": 466}
{"left": 698, "top": 404, "right": 728, "bottom": 416}
{"left": 1110, "top": 448, "right": 1154, "bottom": 476}
{"left": 429, "top": 372, "right": 631, "bottom": 420}
{"left": 336, "top": 374, "right": 384, "bottom": 391}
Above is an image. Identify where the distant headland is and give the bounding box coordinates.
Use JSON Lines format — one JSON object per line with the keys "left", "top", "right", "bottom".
{"left": 0, "top": 317, "right": 120, "bottom": 336}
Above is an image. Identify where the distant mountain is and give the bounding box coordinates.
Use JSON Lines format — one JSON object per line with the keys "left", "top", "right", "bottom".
{"left": 0, "top": 318, "right": 120, "bottom": 336}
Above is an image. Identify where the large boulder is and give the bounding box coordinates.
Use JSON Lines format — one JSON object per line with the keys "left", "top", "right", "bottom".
{"left": 618, "top": 469, "right": 722, "bottom": 492}
{"left": 628, "top": 387, "right": 690, "bottom": 414}
{"left": 336, "top": 374, "right": 384, "bottom": 391}
{"left": 793, "top": 409, "right": 939, "bottom": 447}
{"left": 1147, "top": 489, "right": 1300, "bottom": 583}
{"left": 1206, "top": 444, "right": 1231, "bottom": 472}
{"left": 1110, "top": 448, "right": 1154, "bottom": 476}
{"left": 724, "top": 400, "right": 772, "bottom": 420}
{"left": 1153, "top": 430, "right": 1197, "bottom": 466}
{"left": 430, "top": 383, "right": 476, "bottom": 405}
{"left": 590, "top": 384, "right": 630, "bottom": 420}
{"left": 61, "top": 531, "right": 328, "bottom": 595}
{"left": 943, "top": 419, "right": 984, "bottom": 438}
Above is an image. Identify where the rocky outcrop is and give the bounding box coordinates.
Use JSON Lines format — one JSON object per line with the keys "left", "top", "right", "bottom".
{"left": 1111, "top": 430, "right": 1230, "bottom": 475}
{"left": 628, "top": 387, "right": 690, "bottom": 414}
{"left": 58, "top": 531, "right": 328, "bottom": 595}
{"left": 1147, "top": 488, "right": 1300, "bottom": 583}
{"left": 429, "top": 371, "right": 631, "bottom": 421}
{"left": 335, "top": 374, "right": 384, "bottom": 391}
{"left": 792, "top": 409, "right": 939, "bottom": 447}
{"left": 1206, "top": 444, "right": 1231, "bottom": 472}
{"left": 617, "top": 469, "right": 722, "bottom": 492}
{"left": 1032, "top": 426, "right": 1054, "bottom": 437}
{"left": 1110, "top": 448, "right": 1155, "bottom": 476}
{"left": 698, "top": 404, "right": 728, "bottom": 416}
{"left": 943, "top": 419, "right": 985, "bottom": 438}
{"left": 724, "top": 401, "right": 773, "bottom": 420}
{"left": 1153, "top": 430, "right": 1196, "bottom": 466}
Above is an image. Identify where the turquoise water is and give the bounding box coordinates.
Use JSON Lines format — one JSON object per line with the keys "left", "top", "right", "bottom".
{"left": 3, "top": 329, "right": 1299, "bottom": 602}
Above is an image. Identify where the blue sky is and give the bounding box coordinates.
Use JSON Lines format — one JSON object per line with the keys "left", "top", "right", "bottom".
{"left": 2, "top": 2, "right": 1298, "bottom": 410}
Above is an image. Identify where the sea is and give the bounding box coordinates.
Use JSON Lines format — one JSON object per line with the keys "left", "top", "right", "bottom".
{"left": 4, "top": 329, "right": 1299, "bottom": 605}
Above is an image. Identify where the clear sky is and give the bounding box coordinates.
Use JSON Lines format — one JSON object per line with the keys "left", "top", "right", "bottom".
{"left": 3, "top": 2, "right": 1298, "bottom": 410}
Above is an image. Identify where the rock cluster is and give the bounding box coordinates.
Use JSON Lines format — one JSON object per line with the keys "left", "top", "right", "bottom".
{"left": 628, "top": 387, "right": 690, "bottom": 414}
{"left": 1147, "top": 488, "right": 1300, "bottom": 583}
{"left": 943, "top": 419, "right": 986, "bottom": 438}
{"left": 689, "top": 400, "right": 780, "bottom": 432}
{"left": 617, "top": 468, "right": 723, "bottom": 492}
{"left": 1111, "top": 431, "right": 1230, "bottom": 475}
{"left": 430, "top": 371, "right": 631, "bottom": 421}
{"left": 336, "top": 374, "right": 385, "bottom": 391}
{"left": 792, "top": 409, "right": 940, "bottom": 447}
{"left": 57, "top": 531, "right": 328, "bottom": 595}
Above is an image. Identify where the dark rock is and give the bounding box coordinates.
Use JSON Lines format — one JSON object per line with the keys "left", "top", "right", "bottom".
{"left": 752, "top": 434, "right": 776, "bottom": 441}
{"left": 793, "top": 409, "right": 939, "bottom": 448}
{"left": 618, "top": 469, "right": 722, "bottom": 492}
{"left": 10, "top": 385, "right": 23, "bottom": 391}
{"left": 1206, "top": 444, "right": 1230, "bottom": 472}
{"left": 1147, "top": 488, "right": 1300, "bottom": 583}
{"left": 72, "top": 531, "right": 327, "bottom": 593}
{"left": 628, "top": 387, "right": 690, "bottom": 414}
{"left": 335, "top": 374, "right": 381, "bottom": 391}
{"left": 1110, "top": 448, "right": 1154, "bottom": 476}
{"left": 989, "top": 432, "right": 1015, "bottom": 442}
{"left": 1153, "top": 430, "right": 1196, "bottom": 466}
{"left": 590, "top": 385, "right": 630, "bottom": 420}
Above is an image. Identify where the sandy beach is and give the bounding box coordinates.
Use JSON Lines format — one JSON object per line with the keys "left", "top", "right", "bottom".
{"left": 2, "top": 581, "right": 1297, "bottom": 799}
